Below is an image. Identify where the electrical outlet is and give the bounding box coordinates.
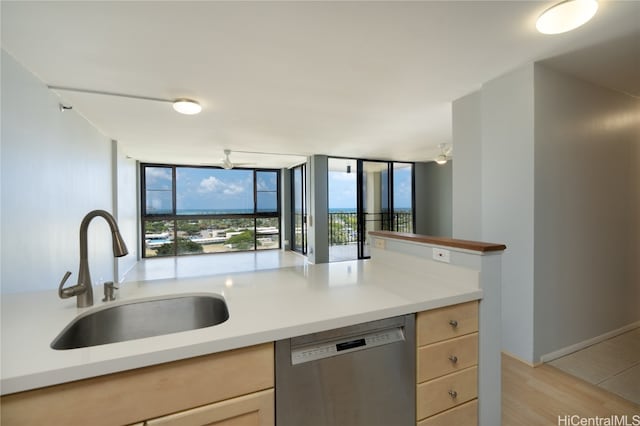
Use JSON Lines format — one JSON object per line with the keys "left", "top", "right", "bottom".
{"left": 374, "top": 238, "right": 386, "bottom": 249}
{"left": 432, "top": 248, "right": 451, "bottom": 263}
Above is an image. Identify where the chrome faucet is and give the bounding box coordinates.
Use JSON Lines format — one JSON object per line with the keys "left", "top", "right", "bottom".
{"left": 58, "top": 210, "right": 129, "bottom": 308}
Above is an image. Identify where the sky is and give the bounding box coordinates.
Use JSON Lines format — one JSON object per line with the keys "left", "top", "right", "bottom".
{"left": 146, "top": 165, "right": 411, "bottom": 213}
{"left": 145, "top": 167, "right": 278, "bottom": 213}
{"left": 328, "top": 167, "right": 412, "bottom": 210}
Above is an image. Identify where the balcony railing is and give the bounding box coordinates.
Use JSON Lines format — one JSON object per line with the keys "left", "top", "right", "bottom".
{"left": 328, "top": 211, "right": 413, "bottom": 246}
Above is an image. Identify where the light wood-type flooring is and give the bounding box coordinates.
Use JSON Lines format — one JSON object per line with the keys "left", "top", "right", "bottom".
{"left": 503, "top": 353, "right": 640, "bottom": 425}
{"left": 549, "top": 328, "right": 640, "bottom": 405}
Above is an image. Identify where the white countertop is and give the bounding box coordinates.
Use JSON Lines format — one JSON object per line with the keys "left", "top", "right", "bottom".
{"left": 0, "top": 259, "right": 481, "bottom": 395}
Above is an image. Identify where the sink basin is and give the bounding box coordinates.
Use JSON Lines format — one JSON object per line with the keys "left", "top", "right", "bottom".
{"left": 51, "top": 293, "right": 229, "bottom": 350}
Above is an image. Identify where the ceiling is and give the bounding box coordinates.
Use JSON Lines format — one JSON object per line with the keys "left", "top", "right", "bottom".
{"left": 2, "top": 1, "right": 639, "bottom": 168}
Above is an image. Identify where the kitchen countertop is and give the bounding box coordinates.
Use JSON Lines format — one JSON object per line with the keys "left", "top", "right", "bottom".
{"left": 0, "top": 259, "right": 481, "bottom": 395}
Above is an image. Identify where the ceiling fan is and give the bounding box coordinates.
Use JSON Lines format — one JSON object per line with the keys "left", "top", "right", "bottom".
{"left": 435, "top": 143, "right": 453, "bottom": 165}
{"left": 207, "top": 149, "right": 256, "bottom": 169}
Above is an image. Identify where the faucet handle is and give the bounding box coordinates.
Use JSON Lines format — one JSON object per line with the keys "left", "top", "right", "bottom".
{"left": 58, "top": 271, "right": 84, "bottom": 299}
{"left": 102, "top": 281, "right": 118, "bottom": 302}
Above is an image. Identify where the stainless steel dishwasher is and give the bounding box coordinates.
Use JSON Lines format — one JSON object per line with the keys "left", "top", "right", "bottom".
{"left": 275, "top": 314, "right": 415, "bottom": 426}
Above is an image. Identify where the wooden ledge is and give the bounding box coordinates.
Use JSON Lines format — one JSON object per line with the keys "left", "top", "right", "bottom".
{"left": 369, "top": 231, "right": 506, "bottom": 253}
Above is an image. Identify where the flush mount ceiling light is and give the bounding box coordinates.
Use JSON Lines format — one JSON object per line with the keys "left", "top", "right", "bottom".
{"left": 172, "top": 99, "right": 202, "bottom": 115}
{"left": 536, "top": 0, "right": 598, "bottom": 35}
{"left": 48, "top": 86, "right": 202, "bottom": 115}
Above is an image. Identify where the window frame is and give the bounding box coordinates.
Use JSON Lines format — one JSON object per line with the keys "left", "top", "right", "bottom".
{"left": 140, "top": 163, "right": 281, "bottom": 258}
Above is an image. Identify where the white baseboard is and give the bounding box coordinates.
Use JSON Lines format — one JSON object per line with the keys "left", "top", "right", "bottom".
{"left": 540, "top": 321, "right": 640, "bottom": 363}
{"left": 502, "top": 350, "right": 541, "bottom": 367}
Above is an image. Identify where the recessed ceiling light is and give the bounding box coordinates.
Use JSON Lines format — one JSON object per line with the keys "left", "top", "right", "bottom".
{"left": 172, "top": 99, "right": 202, "bottom": 115}
{"left": 536, "top": 0, "right": 598, "bottom": 35}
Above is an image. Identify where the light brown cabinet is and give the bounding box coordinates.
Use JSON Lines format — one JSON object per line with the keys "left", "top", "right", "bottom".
{"left": 145, "top": 388, "right": 273, "bottom": 426}
{"left": 416, "top": 301, "right": 479, "bottom": 425}
{"left": 1, "top": 343, "right": 274, "bottom": 426}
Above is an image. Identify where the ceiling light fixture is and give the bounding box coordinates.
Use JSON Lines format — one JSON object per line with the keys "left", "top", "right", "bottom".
{"left": 48, "top": 86, "right": 202, "bottom": 115}
{"left": 172, "top": 99, "right": 202, "bottom": 115}
{"left": 536, "top": 0, "right": 598, "bottom": 35}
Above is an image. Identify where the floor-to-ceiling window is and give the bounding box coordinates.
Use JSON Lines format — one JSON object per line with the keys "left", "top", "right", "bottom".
{"left": 392, "top": 162, "right": 414, "bottom": 233}
{"left": 291, "top": 163, "right": 307, "bottom": 255}
{"left": 328, "top": 158, "right": 358, "bottom": 261}
{"left": 141, "top": 164, "right": 281, "bottom": 258}
{"left": 328, "top": 158, "right": 414, "bottom": 261}
{"left": 359, "top": 160, "right": 390, "bottom": 258}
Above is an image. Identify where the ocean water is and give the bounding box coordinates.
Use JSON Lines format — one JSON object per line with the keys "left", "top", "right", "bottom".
{"left": 176, "top": 208, "right": 255, "bottom": 215}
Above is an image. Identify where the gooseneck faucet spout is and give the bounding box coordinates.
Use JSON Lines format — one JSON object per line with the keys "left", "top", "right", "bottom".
{"left": 58, "top": 210, "right": 129, "bottom": 308}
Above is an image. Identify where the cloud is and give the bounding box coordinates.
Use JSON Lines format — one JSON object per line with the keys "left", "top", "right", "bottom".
{"left": 223, "top": 183, "right": 244, "bottom": 195}
{"left": 198, "top": 176, "right": 245, "bottom": 195}
{"left": 146, "top": 167, "right": 171, "bottom": 179}
{"left": 145, "top": 167, "right": 172, "bottom": 187}
{"left": 198, "top": 176, "right": 222, "bottom": 192}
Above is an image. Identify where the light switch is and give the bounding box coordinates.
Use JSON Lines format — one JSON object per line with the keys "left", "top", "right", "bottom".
{"left": 374, "top": 238, "right": 385, "bottom": 249}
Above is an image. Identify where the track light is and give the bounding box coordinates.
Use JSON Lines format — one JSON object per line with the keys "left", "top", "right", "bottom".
{"left": 48, "top": 86, "right": 202, "bottom": 115}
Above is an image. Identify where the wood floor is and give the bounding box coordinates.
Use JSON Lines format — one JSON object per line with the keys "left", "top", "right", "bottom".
{"left": 549, "top": 328, "right": 640, "bottom": 405}
{"left": 503, "top": 353, "right": 640, "bottom": 425}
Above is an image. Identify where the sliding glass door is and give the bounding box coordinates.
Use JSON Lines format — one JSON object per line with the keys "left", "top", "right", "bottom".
{"left": 328, "top": 158, "right": 414, "bottom": 261}
{"left": 392, "top": 162, "right": 414, "bottom": 233}
{"left": 291, "top": 164, "right": 307, "bottom": 255}
{"left": 358, "top": 161, "right": 390, "bottom": 258}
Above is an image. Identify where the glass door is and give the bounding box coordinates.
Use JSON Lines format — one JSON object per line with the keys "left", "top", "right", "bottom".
{"left": 358, "top": 161, "right": 390, "bottom": 258}
{"left": 392, "top": 162, "right": 414, "bottom": 233}
{"left": 328, "top": 158, "right": 358, "bottom": 261}
{"left": 328, "top": 158, "right": 414, "bottom": 261}
{"left": 291, "top": 164, "right": 307, "bottom": 255}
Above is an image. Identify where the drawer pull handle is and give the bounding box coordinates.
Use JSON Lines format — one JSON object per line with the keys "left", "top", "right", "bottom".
{"left": 448, "top": 390, "right": 458, "bottom": 399}
{"left": 448, "top": 355, "right": 458, "bottom": 363}
{"left": 449, "top": 320, "right": 458, "bottom": 328}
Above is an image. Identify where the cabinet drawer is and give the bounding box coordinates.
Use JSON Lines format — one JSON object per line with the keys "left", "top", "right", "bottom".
{"left": 1, "top": 343, "right": 274, "bottom": 426}
{"left": 417, "top": 366, "right": 477, "bottom": 420}
{"left": 417, "top": 301, "right": 478, "bottom": 345}
{"left": 418, "top": 333, "right": 478, "bottom": 382}
{"left": 417, "top": 399, "right": 477, "bottom": 426}
{"left": 146, "top": 388, "right": 274, "bottom": 426}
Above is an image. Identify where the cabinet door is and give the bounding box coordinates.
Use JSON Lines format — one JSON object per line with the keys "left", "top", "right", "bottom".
{"left": 146, "top": 389, "right": 274, "bottom": 426}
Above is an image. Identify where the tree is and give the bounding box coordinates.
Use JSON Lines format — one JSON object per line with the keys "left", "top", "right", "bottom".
{"left": 155, "top": 239, "right": 203, "bottom": 256}
{"left": 225, "top": 230, "right": 256, "bottom": 250}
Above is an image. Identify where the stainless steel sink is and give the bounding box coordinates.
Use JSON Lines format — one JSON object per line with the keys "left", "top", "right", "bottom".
{"left": 51, "top": 293, "right": 229, "bottom": 350}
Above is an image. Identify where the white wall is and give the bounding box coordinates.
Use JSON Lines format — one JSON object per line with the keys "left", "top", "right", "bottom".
{"left": 533, "top": 64, "right": 640, "bottom": 360}
{"left": 1, "top": 50, "right": 118, "bottom": 293}
{"left": 415, "top": 161, "right": 453, "bottom": 237}
{"left": 114, "top": 140, "right": 138, "bottom": 281}
{"left": 452, "top": 91, "right": 482, "bottom": 241}
{"left": 481, "top": 64, "right": 536, "bottom": 362}
{"left": 452, "top": 61, "right": 640, "bottom": 364}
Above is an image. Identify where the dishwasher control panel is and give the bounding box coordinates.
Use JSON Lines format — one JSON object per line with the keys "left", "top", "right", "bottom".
{"left": 291, "top": 327, "right": 405, "bottom": 365}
